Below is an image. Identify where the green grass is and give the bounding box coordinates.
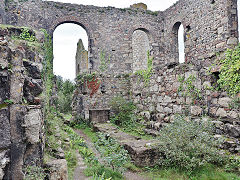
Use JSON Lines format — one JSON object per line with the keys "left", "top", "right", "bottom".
{"left": 141, "top": 164, "right": 240, "bottom": 180}
{"left": 84, "top": 165, "right": 122, "bottom": 180}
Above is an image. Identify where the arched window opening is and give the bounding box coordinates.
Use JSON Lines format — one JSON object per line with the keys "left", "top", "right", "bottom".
{"left": 132, "top": 29, "right": 150, "bottom": 73}
{"left": 173, "top": 22, "right": 185, "bottom": 64}
{"left": 53, "top": 23, "right": 88, "bottom": 80}
{"left": 178, "top": 24, "right": 185, "bottom": 63}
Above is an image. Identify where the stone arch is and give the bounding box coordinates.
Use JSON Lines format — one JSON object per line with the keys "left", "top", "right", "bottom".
{"left": 172, "top": 22, "right": 185, "bottom": 63}
{"left": 132, "top": 28, "right": 151, "bottom": 72}
{"left": 52, "top": 20, "right": 90, "bottom": 79}
{"left": 50, "top": 16, "right": 92, "bottom": 56}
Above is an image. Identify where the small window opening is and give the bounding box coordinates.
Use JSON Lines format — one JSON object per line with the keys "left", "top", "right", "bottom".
{"left": 211, "top": 0, "right": 215, "bottom": 4}
{"left": 186, "top": 25, "right": 191, "bottom": 32}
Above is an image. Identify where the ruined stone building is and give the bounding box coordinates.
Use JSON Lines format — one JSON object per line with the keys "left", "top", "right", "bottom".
{"left": 75, "top": 39, "right": 88, "bottom": 76}
{"left": 0, "top": 0, "right": 240, "bottom": 179}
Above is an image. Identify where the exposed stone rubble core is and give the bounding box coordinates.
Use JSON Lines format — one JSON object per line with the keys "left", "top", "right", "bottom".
{"left": 0, "top": 26, "right": 44, "bottom": 179}
{"left": 93, "top": 123, "right": 159, "bottom": 167}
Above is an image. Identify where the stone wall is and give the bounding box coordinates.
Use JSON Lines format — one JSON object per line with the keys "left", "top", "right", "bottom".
{"left": 132, "top": 30, "right": 150, "bottom": 73}
{"left": 0, "top": 0, "right": 239, "bottom": 177}
{"left": 0, "top": 26, "right": 44, "bottom": 179}
{"left": 75, "top": 39, "right": 88, "bottom": 76}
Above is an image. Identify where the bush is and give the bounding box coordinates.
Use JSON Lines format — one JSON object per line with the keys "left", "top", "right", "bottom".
{"left": 95, "top": 132, "right": 130, "bottom": 173}
{"left": 55, "top": 76, "right": 75, "bottom": 113}
{"left": 157, "top": 115, "right": 228, "bottom": 172}
{"left": 109, "top": 96, "right": 136, "bottom": 126}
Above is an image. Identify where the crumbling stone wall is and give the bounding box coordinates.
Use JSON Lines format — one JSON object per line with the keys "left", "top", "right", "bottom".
{"left": 0, "top": 26, "right": 44, "bottom": 179}
{"left": 0, "top": 0, "right": 240, "bottom": 177}
{"left": 75, "top": 39, "right": 88, "bottom": 76}
{"left": 73, "top": 0, "right": 240, "bottom": 152}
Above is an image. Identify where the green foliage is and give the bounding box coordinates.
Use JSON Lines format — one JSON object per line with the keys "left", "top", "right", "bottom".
{"left": 143, "top": 164, "right": 240, "bottom": 180}
{"left": 12, "top": 28, "right": 36, "bottom": 42}
{"left": 178, "top": 75, "right": 202, "bottom": 103}
{"left": 95, "top": 133, "right": 130, "bottom": 172}
{"left": 55, "top": 76, "right": 75, "bottom": 113}
{"left": 157, "top": 115, "right": 228, "bottom": 172}
{"left": 23, "top": 165, "right": 47, "bottom": 180}
{"left": 92, "top": 172, "right": 112, "bottom": 180}
{"left": 99, "top": 50, "right": 111, "bottom": 72}
{"left": 217, "top": 45, "right": 240, "bottom": 96}
{"left": 109, "top": 96, "right": 149, "bottom": 138}
{"left": 8, "top": 63, "right": 13, "bottom": 73}
{"left": 84, "top": 166, "right": 122, "bottom": 180}
{"left": 76, "top": 72, "right": 96, "bottom": 84}
{"left": 0, "top": 103, "right": 8, "bottom": 109}
{"left": 109, "top": 96, "right": 136, "bottom": 127}
{"left": 135, "top": 50, "right": 153, "bottom": 86}
{"left": 228, "top": 97, "right": 240, "bottom": 110}
{"left": 41, "top": 28, "right": 54, "bottom": 114}
{"left": 65, "top": 149, "right": 77, "bottom": 173}
{"left": 4, "top": 99, "right": 14, "bottom": 105}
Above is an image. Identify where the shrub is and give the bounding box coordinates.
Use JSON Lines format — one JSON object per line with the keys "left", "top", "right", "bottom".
{"left": 95, "top": 132, "right": 130, "bottom": 173}
{"left": 109, "top": 96, "right": 136, "bottom": 126}
{"left": 55, "top": 76, "right": 75, "bottom": 113}
{"left": 24, "top": 165, "right": 46, "bottom": 180}
{"left": 157, "top": 115, "right": 228, "bottom": 172}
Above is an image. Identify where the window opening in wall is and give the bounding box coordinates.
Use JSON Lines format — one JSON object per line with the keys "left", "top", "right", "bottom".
{"left": 211, "top": 0, "right": 215, "bottom": 4}
{"left": 53, "top": 23, "right": 88, "bottom": 80}
{"left": 178, "top": 24, "right": 185, "bottom": 63}
{"left": 132, "top": 29, "right": 150, "bottom": 72}
{"left": 186, "top": 25, "right": 191, "bottom": 32}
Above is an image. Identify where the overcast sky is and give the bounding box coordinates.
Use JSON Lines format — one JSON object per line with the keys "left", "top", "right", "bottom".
{"left": 51, "top": 0, "right": 183, "bottom": 80}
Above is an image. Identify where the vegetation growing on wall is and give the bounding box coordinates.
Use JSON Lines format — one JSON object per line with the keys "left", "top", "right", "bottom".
{"left": 76, "top": 72, "right": 101, "bottom": 97}
{"left": 217, "top": 45, "right": 240, "bottom": 96}
{"left": 135, "top": 50, "right": 153, "bottom": 86}
{"left": 177, "top": 75, "right": 202, "bottom": 104}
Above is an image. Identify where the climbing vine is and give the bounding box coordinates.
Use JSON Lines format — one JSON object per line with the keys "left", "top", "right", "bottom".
{"left": 135, "top": 50, "right": 153, "bottom": 86}
{"left": 178, "top": 75, "right": 202, "bottom": 103}
{"left": 216, "top": 45, "right": 240, "bottom": 96}
{"left": 40, "top": 29, "right": 54, "bottom": 115}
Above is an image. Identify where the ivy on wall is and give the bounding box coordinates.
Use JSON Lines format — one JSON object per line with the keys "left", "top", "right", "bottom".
{"left": 217, "top": 45, "right": 240, "bottom": 96}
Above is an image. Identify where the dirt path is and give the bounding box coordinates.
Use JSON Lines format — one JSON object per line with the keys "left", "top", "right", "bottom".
{"left": 74, "top": 129, "right": 150, "bottom": 180}
{"left": 73, "top": 151, "right": 89, "bottom": 180}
